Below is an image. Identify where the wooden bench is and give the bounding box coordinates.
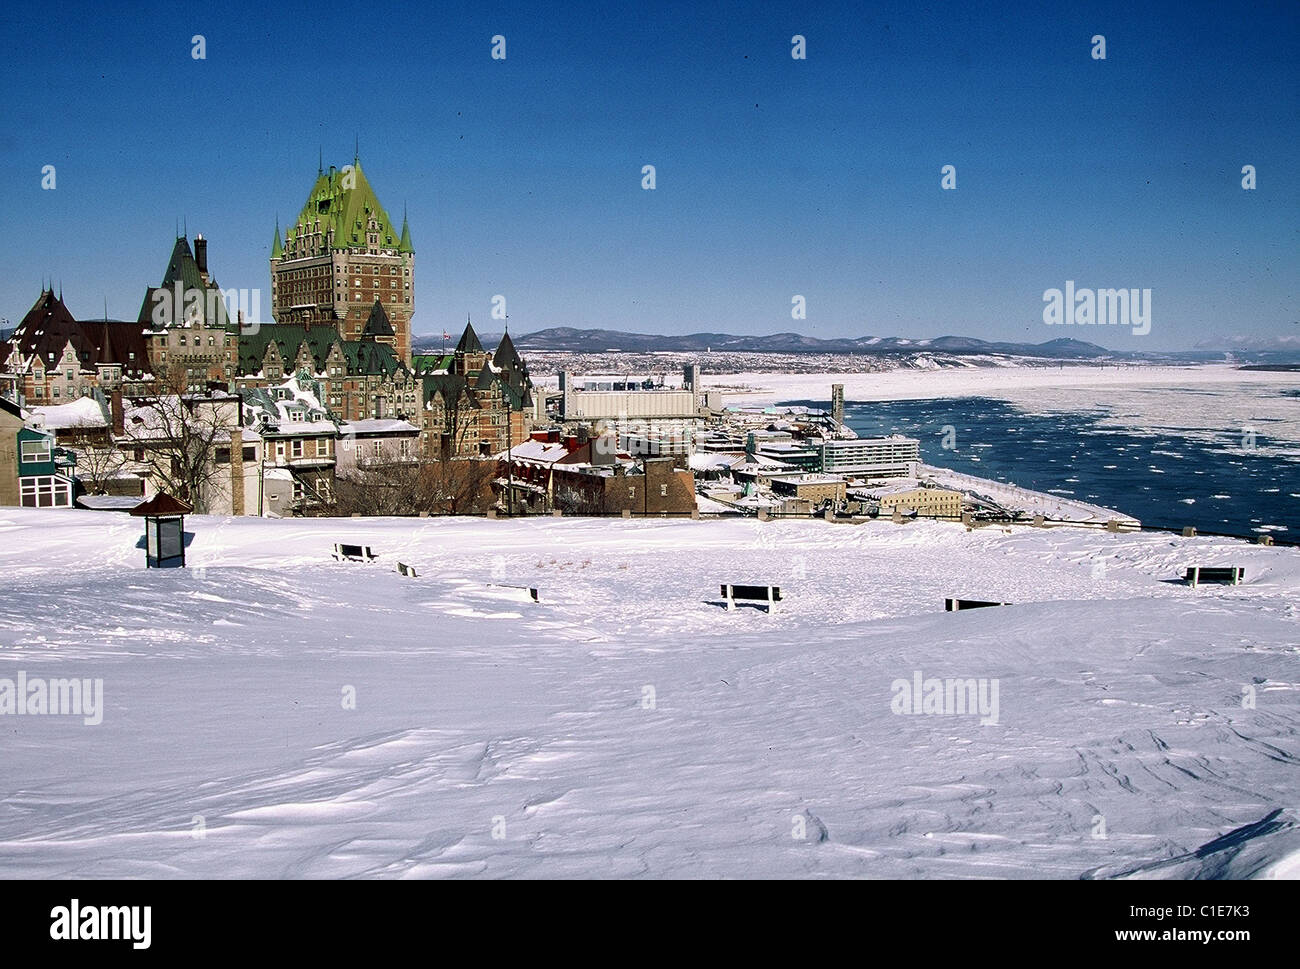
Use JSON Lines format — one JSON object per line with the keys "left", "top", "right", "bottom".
{"left": 945, "top": 598, "right": 1007, "bottom": 612}
{"left": 488, "top": 584, "right": 539, "bottom": 603}
{"left": 722, "top": 583, "right": 782, "bottom": 613}
{"left": 1184, "top": 566, "right": 1243, "bottom": 589}
{"left": 396, "top": 562, "right": 418, "bottom": 578}
{"left": 333, "top": 543, "right": 376, "bottom": 563}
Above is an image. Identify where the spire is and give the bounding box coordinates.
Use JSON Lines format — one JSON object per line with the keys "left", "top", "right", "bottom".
{"left": 455, "top": 318, "right": 483, "bottom": 355}
{"left": 399, "top": 206, "right": 413, "bottom": 253}
{"left": 354, "top": 133, "right": 359, "bottom": 165}
{"left": 318, "top": 146, "right": 323, "bottom": 174}
{"left": 272, "top": 218, "right": 283, "bottom": 259}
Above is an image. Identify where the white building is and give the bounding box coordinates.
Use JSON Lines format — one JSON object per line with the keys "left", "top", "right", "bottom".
{"left": 819, "top": 435, "right": 920, "bottom": 477}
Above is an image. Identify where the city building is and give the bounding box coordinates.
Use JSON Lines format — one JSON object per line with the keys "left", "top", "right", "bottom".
{"left": 769, "top": 473, "right": 847, "bottom": 506}
{"left": 270, "top": 157, "right": 414, "bottom": 361}
{"left": 500, "top": 428, "right": 696, "bottom": 515}
{"left": 138, "top": 235, "right": 239, "bottom": 391}
{"left": 4, "top": 289, "right": 152, "bottom": 403}
{"left": 336, "top": 418, "right": 420, "bottom": 475}
{"left": 240, "top": 375, "right": 338, "bottom": 514}
{"left": 877, "top": 486, "right": 964, "bottom": 519}
{"left": 1, "top": 396, "right": 76, "bottom": 508}
{"left": 819, "top": 435, "right": 920, "bottom": 478}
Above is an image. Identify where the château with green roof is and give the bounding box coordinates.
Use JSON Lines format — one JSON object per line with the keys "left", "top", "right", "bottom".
{"left": 269, "top": 155, "right": 415, "bottom": 361}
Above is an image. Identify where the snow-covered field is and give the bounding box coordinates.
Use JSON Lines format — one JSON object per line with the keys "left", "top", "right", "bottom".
{"left": 1, "top": 509, "right": 1297, "bottom": 879}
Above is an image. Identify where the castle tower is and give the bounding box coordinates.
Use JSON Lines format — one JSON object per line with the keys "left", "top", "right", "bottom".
{"left": 270, "top": 157, "right": 415, "bottom": 361}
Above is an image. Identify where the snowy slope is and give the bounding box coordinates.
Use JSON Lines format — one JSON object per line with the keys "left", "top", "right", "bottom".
{"left": 0, "top": 509, "right": 1297, "bottom": 878}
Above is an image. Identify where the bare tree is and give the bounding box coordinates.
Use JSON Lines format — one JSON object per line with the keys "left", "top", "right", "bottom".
{"left": 65, "top": 418, "right": 125, "bottom": 495}
{"left": 424, "top": 458, "right": 495, "bottom": 514}
{"left": 118, "top": 365, "right": 237, "bottom": 512}
{"left": 555, "top": 483, "right": 606, "bottom": 516}
{"left": 330, "top": 458, "right": 495, "bottom": 516}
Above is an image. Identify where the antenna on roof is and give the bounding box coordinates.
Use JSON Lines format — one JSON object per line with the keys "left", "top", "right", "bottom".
{"left": 354, "top": 133, "right": 359, "bottom": 164}
{"left": 318, "top": 146, "right": 323, "bottom": 174}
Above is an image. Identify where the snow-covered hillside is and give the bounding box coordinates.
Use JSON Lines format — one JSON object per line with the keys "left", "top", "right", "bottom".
{"left": 0, "top": 509, "right": 1297, "bottom": 878}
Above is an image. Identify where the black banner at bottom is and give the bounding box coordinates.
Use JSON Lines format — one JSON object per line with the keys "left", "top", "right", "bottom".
{"left": 0, "top": 878, "right": 1279, "bottom": 957}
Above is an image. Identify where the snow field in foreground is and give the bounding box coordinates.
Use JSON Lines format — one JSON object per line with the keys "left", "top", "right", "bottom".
{"left": 0, "top": 509, "right": 1297, "bottom": 878}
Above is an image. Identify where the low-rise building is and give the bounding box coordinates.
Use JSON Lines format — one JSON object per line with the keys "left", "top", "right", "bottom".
{"left": 877, "top": 485, "right": 964, "bottom": 519}
{"left": 769, "top": 473, "right": 847, "bottom": 506}
{"left": 0, "top": 397, "right": 76, "bottom": 508}
{"left": 336, "top": 418, "right": 420, "bottom": 475}
{"left": 241, "top": 375, "right": 338, "bottom": 514}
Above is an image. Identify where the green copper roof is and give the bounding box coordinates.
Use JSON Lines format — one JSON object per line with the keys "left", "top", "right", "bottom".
{"left": 399, "top": 214, "right": 413, "bottom": 253}
{"left": 284, "top": 160, "right": 402, "bottom": 252}
{"left": 137, "top": 236, "right": 230, "bottom": 328}
{"left": 271, "top": 221, "right": 283, "bottom": 259}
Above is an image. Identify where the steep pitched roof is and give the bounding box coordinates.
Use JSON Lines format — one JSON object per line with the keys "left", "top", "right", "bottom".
{"left": 77, "top": 322, "right": 151, "bottom": 377}
{"left": 285, "top": 160, "right": 400, "bottom": 253}
{"left": 399, "top": 214, "right": 413, "bottom": 253}
{"left": 420, "top": 372, "right": 469, "bottom": 408}
{"left": 6, "top": 290, "right": 146, "bottom": 375}
{"left": 492, "top": 330, "right": 522, "bottom": 372}
{"left": 136, "top": 236, "right": 231, "bottom": 328}
{"left": 342, "top": 339, "right": 400, "bottom": 377}
{"left": 237, "top": 324, "right": 343, "bottom": 375}
{"left": 455, "top": 320, "right": 483, "bottom": 355}
{"left": 363, "top": 300, "right": 394, "bottom": 337}
{"left": 9, "top": 290, "right": 83, "bottom": 365}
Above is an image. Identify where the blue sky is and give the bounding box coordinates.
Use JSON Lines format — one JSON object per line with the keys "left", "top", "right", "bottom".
{"left": 1, "top": 0, "right": 1296, "bottom": 349}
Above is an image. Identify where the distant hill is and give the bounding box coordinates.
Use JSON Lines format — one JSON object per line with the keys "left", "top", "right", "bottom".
{"left": 409, "top": 326, "right": 1300, "bottom": 365}
{"left": 413, "top": 326, "right": 1123, "bottom": 359}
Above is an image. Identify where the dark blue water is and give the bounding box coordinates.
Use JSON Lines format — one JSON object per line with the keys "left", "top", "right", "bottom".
{"left": 785, "top": 397, "right": 1298, "bottom": 537}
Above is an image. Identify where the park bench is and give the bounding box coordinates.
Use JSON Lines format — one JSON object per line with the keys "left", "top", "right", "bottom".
{"left": 396, "top": 562, "right": 418, "bottom": 578}
{"left": 1184, "top": 566, "right": 1243, "bottom": 589}
{"left": 487, "top": 584, "right": 539, "bottom": 602}
{"left": 333, "top": 543, "right": 376, "bottom": 563}
{"left": 721, "top": 583, "right": 782, "bottom": 613}
{"left": 945, "top": 598, "right": 1007, "bottom": 612}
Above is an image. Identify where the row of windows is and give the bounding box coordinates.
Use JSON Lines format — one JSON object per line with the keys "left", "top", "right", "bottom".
{"left": 20, "top": 475, "right": 71, "bottom": 508}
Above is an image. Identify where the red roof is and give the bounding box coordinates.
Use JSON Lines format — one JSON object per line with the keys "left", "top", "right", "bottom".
{"left": 129, "top": 492, "right": 193, "bottom": 516}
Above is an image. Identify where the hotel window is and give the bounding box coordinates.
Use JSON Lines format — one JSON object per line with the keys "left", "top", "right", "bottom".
{"left": 291, "top": 440, "right": 303, "bottom": 458}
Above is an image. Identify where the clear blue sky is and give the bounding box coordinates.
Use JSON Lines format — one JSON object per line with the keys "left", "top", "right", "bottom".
{"left": 1, "top": 0, "right": 1295, "bottom": 349}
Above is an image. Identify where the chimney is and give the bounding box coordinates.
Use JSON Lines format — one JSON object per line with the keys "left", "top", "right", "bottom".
{"left": 194, "top": 235, "right": 208, "bottom": 281}
{"left": 110, "top": 391, "right": 124, "bottom": 436}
